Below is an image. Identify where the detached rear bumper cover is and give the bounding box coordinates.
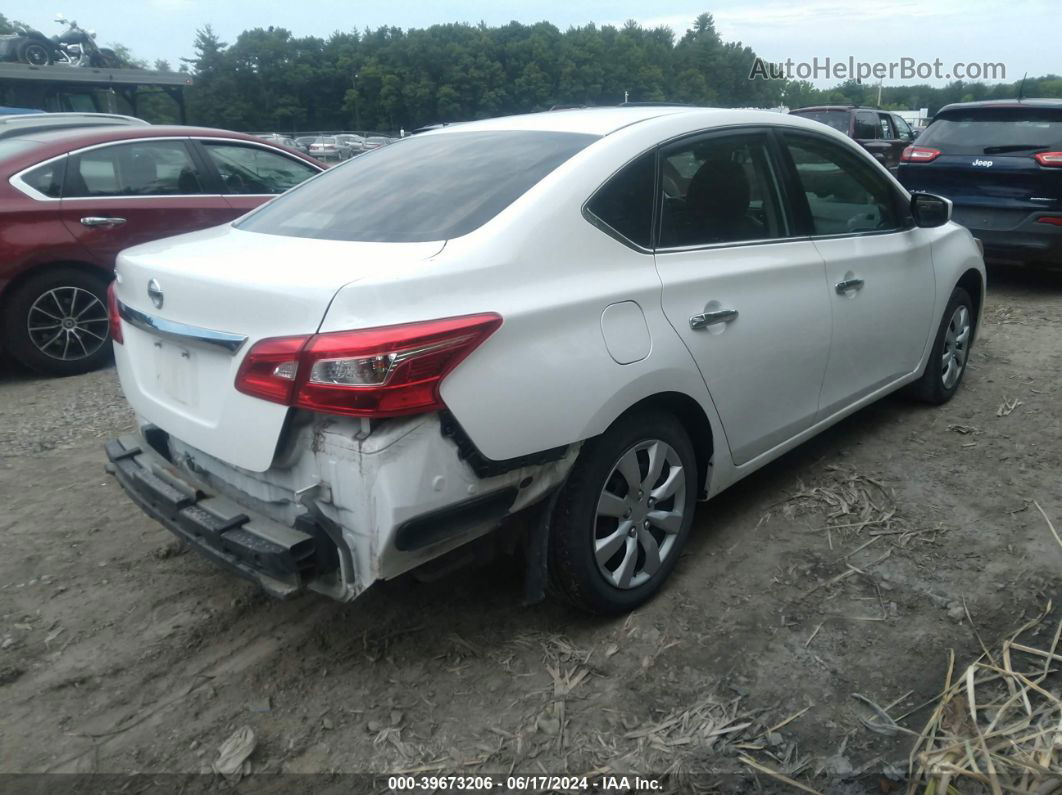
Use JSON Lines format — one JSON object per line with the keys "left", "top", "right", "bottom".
{"left": 105, "top": 435, "right": 322, "bottom": 598}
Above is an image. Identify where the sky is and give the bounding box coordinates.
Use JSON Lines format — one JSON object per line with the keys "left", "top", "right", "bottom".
{"left": 3, "top": 0, "right": 1055, "bottom": 88}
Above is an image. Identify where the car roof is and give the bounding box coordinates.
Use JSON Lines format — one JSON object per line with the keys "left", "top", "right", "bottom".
{"left": 935, "top": 98, "right": 1062, "bottom": 115}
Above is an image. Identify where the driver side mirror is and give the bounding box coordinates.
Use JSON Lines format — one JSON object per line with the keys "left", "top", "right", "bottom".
{"left": 911, "top": 192, "right": 952, "bottom": 228}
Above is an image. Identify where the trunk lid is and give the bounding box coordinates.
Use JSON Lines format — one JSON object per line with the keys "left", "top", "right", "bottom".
{"left": 113, "top": 223, "right": 443, "bottom": 471}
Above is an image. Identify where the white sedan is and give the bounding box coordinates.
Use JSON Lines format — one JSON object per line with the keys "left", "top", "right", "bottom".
{"left": 106, "top": 106, "right": 985, "bottom": 614}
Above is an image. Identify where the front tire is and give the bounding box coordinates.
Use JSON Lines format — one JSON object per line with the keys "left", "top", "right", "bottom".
{"left": 548, "top": 410, "right": 697, "bottom": 615}
{"left": 908, "top": 286, "right": 974, "bottom": 404}
{"left": 2, "top": 268, "right": 113, "bottom": 376}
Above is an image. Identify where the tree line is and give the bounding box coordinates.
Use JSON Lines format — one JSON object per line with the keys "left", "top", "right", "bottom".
{"left": 2, "top": 11, "right": 1060, "bottom": 132}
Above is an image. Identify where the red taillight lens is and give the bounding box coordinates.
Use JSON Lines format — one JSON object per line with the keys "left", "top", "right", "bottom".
{"left": 1037, "top": 216, "right": 1062, "bottom": 226}
{"left": 235, "top": 314, "right": 502, "bottom": 418}
{"left": 234, "top": 334, "right": 311, "bottom": 404}
{"left": 107, "top": 281, "right": 123, "bottom": 345}
{"left": 901, "top": 146, "right": 941, "bottom": 163}
{"left": 1034, "top": 151, "right": 1062, "bottom": 168}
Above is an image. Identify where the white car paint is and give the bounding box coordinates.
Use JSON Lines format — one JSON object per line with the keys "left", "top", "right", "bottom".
{"left": 109, "top": 106, "right": 985, "bottom": 603}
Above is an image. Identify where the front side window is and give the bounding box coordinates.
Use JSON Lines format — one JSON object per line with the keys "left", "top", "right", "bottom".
{"left": 784, "top": 134, "right": 901, "bottom": 235}
{"left": 855, "top": 111, "right": 879, "bottom": 140}
{"left": 893, "top": 115, "right": 914, "bottom": 142}
{"left": 202, "top": 142, "right": 318, "bottom": 195}
{"left": 64, "top": 140, "right": 204, "bottom": 197}
{"left": 658, "top": 133, "right": 787, "bottom": 248}
{"left": 585, "top": 151, "right": 655, "bottom": 249}
{"left": 237, "top": 131, "right": 597, "bottom": 243}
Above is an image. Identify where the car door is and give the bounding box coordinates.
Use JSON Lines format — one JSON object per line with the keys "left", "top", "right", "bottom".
{"left": 654, "top": 129, "right": 832, "bottom": 466}
{"left": 58, "top": 138, "right": 231, "bottom": 264}
{"left": 194, "top": 139, "right": 322, "bottom": 216}
{"left": 778, "top": 131, "right": 936, "bottom": 418}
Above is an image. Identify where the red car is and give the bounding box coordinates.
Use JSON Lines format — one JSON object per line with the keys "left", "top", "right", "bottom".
{"left": 0, "top": 124, "right": 324, "bottom": 375}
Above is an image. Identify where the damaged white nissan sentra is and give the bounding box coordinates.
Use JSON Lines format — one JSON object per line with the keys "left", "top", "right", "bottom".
{"left": 106, "top": 106, "right": 985, "bottom": 614}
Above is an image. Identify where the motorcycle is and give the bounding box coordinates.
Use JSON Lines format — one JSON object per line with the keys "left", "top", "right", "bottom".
{"left": 0, "top": 14, "right": 121, "bottom": 68}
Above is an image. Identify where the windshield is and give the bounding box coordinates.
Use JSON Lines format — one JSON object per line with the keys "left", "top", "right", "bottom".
{"left": 237, "top": 130, "right": 597, "bottom": 243}
{"left": 314, "top": 137, "right": 336, "bottom": 144}
{"left": 917, "top": 107, "right": 1062, "bottom": 154}
{"left": 791, "top": 109, "right": 850, "bottom": 133}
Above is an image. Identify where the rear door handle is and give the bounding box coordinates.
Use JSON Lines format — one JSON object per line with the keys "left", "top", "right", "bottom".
{"left": 835, "top": 277, "right": 865, "bottom": 294}
{"left": 80, "top": 216, "right": 127, "bottom": 227}
{"left": 689, "top": 308, "right": 739, "bottom": 330}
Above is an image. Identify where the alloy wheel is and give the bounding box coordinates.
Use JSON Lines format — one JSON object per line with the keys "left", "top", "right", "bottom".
{"left": 26, "top": 286, "right": 109, "bottom": 361}
{"left": 593, "top": 439, "right": 687, "bottom": 590}
{"left": 941, "top": 304, "right": 971, "bottom": 390}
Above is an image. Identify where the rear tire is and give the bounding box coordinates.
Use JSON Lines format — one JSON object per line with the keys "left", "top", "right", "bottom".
{"left": 17, "top": 40, "right": 51, "bottom": 66}
{"left": 2, "top": 268, "right": 113, "bottom": 377}
{"left": 548, "top": 410, "right": 697, "bottom": 615}
{"left": 908, "top": 286, "right": 974, "bottom": 405}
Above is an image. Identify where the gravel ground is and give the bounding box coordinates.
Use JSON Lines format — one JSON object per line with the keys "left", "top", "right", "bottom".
{"left": 1, "top": 265, "right": 1060, "bottom": 793}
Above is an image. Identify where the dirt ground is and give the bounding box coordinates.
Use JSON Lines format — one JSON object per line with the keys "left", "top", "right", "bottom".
{"left": 1, "top": 265, "right": 1060, "bottom": 793}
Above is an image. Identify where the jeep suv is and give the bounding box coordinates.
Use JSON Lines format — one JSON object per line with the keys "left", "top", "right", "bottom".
{"left": 897, "top": 99, "right": 1062, "bottom": 268}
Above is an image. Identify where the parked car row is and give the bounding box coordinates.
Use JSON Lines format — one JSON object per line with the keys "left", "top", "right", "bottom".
{"left": 1, "top": 114, "right": 325, "bottom": 375}
{"left": 256, "top": 132, "right": 396, "bottom": 161}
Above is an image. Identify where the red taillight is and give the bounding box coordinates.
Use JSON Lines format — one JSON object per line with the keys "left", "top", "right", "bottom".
{"left": 1034, "top": 152, "right": 1062, "bottom": 168}
{"left": 235, "top": 314, "right": 502, "bottom": 418}
{"left": 901, "top": 146, "right": 941, "bottom": 163}
{"left": 234, "top": 334, "right": 310, "bottom": 404}
{"left": 107, "top": 281, "right": 123, "bottom": 345}
{"left": 1037, "top": 216, "right": 1062, "bottom": 226}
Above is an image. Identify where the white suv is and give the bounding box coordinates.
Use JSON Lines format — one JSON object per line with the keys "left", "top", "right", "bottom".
{"left": 106, "top": 106, "right": 985, "bottom": 614}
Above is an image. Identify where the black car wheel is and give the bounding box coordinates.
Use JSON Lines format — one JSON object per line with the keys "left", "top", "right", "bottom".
{"left": 3, "top": 268, "right": 113, "bottom": 376}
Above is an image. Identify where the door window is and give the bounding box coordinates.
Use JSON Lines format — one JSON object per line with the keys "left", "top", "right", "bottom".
{"left": 877, "top": 113, "right": 896, "bottom": 139}
{"left": 202, "top": 142, "right": 318, "bottom": 195}
{"left": 64, "top": 140, "right": 205, "bottom": 197}
{"left": 784, "top": 134, "right": 902, "bottom": 235}
{"left": 585, "top": 151, "right": 655, "bottom": 249}
{"left": 658, "top": 134, "right": 787, "bottom": 248}
{"left": 854, "top": 111, "right": 879, "bottom": 139}
{"left": 892, "top": 115, "right": 914, "bottom": 142}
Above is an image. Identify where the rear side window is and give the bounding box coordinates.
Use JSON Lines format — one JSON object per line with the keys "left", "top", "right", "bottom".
{"left": 784, "top": 134, "right": 901, "bottom": 235}
{"left": 237, "top": 131, "right": 597, "bottom": 243}
{"left": 791, "top": 110, "right": 849, "bottom": 134}
{"left": 854, "top": 111, "right": 879, "bottom": 139}
{"left": 64, "top": 141, "right": 205, "bottom": 197}
{"left": 585, "top": 152, "right": 655, "bottom": 249}
{"left": 21, "top": 160, "right": 63, "bottom": 198}
{"left": 917, "top": 107, "right": 1062, "bottom": 154}
{"left": 202, "top": 142, "right": 317, "bottom": 195}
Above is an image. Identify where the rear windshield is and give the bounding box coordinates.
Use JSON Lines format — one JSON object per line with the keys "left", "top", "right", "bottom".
{"left": 917, "top": 107, "right": 1062, "bottom": 154}
{"left": 791, "top": 110, "right": 850, "bottom": 133}
{"left": 237, "top": 130, "right": 597, "bottom": 242}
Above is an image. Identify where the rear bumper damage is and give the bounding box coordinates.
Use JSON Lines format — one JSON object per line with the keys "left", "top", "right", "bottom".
{"left": 106, "top": 414, "right": 579, "bottom": 602}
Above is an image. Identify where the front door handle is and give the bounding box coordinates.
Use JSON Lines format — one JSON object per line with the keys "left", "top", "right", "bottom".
{"left": 689, "top": 308, "right": 739, "bottom": 330}
{"left": 835, "top": 277, "right": 865, "bottom": 294}
{"left": 80, "top": 216, "right": 127, "bottom": 227}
